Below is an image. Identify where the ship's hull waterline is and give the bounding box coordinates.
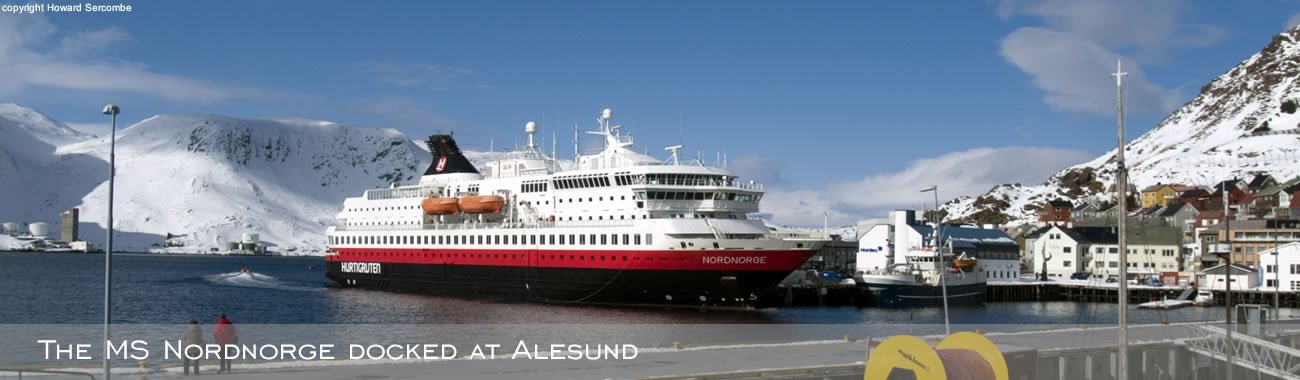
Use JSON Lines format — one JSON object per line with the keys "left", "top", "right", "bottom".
{"left": 326, "top": 248, "right": 815, "bottom": 307}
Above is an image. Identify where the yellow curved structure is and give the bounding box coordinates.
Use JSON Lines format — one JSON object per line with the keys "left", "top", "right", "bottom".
{"left": 865, "top": 332, "right": 1007, "bottom": 380}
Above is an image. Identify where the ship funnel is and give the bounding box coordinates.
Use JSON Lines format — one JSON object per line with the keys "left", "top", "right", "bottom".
{"left": 423, "top": 134, "right": 480, "bottom": 176}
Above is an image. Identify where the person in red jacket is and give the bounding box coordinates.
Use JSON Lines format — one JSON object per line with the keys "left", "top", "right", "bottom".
{"left": 213, "top": 313, "right": 238, "bottom": 373}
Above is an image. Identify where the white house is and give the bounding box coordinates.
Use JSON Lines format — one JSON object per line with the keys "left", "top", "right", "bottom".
{"left": 857, "top": 210, "right": 1019, "bottom": 280}
{"left": 1029, "top": 224, "right": 1181, "bottom": 280}
{"left": 1255, "top": 242, "right": 1300, "bottom": 291}
{"left": 1202, "top": 264, "right": 1258, "bottom": 290}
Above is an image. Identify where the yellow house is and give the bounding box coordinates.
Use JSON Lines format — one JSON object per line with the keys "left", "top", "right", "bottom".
{"left": 1140, "top": 184, "right": 1179, "bottom": 209}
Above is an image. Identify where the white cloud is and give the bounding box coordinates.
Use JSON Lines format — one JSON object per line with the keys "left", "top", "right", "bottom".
{"left": 357, "top": 61, "right": 477, "bottom": 89}
{"left": 350, "top": 96, "right": 462, "bottom": 130}
{"left": 1000, "top": 27, "right": 1183, "bottom": 115}
{"left": 997, "top": 0, "right": 1222, "bottom": 53}
{"left": 761, "top": 146, "right": 1091, "bottom": 227}
{"left": 993, "top": 0, "right": 1220, "bottom": 116}
{"left": 0, "top": 14, "right": 265, "bottom": 102}
{"left": 1286, "top": 13, "right": 1300, "bottom": 31}
{"left": 53, "top": 27, "right": 129, "bottom": 57}
{"left": 727, "top": 155, "right": 787, "bottom": 186}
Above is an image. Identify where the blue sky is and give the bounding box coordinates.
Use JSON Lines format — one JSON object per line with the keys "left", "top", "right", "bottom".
{"left": 3, "top": 0, "right": 1299, "bottom": 225}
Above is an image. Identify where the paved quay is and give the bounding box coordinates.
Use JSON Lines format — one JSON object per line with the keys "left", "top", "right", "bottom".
{"left": 133, "top": 323, "right": 1259, "bottom": 379}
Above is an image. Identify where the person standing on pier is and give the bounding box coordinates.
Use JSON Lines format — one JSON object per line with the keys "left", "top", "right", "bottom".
{"left": 181, "top": 319, "right": 203, "bottom": 375}
{"left": 213, "top": 313, "right": 238, "bottom": 373}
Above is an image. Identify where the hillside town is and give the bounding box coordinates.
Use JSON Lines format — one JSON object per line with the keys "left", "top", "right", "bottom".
{"left": 1021, "top": 173, "right": 1300, "bottom": 290}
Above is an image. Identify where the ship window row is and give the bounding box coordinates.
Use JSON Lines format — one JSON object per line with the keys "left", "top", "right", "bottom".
{"left": 645, "top": 174, "right": 732, "bottom": 187}
{"left": 521, "top": 182, "right": 549, "bottom": 193}
{"left": 554, "top": 176, "right": 611, "bottom": 190}
{"left": 331, "top": 233, "right": 653, "bottom": 246}
{"left": 642, "top": 191, "right": 760, "bottom": 202}
{"left": 557, "top": 195, "right": 627, "bottom": 203}
{"left": 345, "top": 205, "right": 422, "bottom": 212}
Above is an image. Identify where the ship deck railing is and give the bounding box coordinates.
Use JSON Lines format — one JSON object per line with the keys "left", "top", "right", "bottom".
{"left": 333, "top": 219, "right": 638, "bottom": 232}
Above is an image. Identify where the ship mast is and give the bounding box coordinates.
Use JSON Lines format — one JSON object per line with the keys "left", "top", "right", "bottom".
{"left": 1112, "top": 60, "right": 1129, "bottom": 380}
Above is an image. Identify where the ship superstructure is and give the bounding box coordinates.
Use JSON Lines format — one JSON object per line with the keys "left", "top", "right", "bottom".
{"left": 325, "top": 109, "right": 825, "bottom": 306}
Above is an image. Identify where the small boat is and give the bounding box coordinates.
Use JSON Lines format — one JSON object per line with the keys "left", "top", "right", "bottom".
{"left": 458, "top": 195, "right": 505, "bottom": 214}
{"left": 1193, "top": 289, "right": 1214, "bottom": 307}
{"left": 1137, "top": 299, "right": 1192, "bottom": 310}
{"left": 240, "top": 266, "right": 251, "bottom": 274}
{"left": 953, "top": 254, "right": 977, "bottom": 273}
{"left": 420, "top": 197, "right": 461, "bottom": 215}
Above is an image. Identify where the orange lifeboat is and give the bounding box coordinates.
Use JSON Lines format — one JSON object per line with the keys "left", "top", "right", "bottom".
{"left": 421, "top": 197, "right": 461, "bottom": 215}
{"left": 458, "top": 195, "right": 504, "bottom": 214}
{"left": 953, "top": 254, "right": 977, "bottom": 273}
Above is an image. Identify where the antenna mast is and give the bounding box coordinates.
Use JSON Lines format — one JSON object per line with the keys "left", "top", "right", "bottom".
{"left": 1112, "top": 60, "right": 1130, "bottom": 380}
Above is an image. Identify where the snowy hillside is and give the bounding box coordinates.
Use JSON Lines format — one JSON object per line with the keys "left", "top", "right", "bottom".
{"left": 0, "top": 103, "right": 95, "bottom": 146}
{"left": 942, "top": 27, "right": 1300, "bottom": 226}
{"left": 0, "top": 107, "right": 431, "bottom": 253}
{"left": 0, "top": 105, "right": 592, "bottom": 254}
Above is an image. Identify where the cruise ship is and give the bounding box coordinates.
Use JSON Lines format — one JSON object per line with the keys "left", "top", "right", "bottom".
{"left": 324, "top": 109, "right": 826, "bottom": 307}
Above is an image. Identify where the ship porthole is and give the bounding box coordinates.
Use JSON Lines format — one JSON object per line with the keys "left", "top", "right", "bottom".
{"left": 698, "top": 296, "right": 706, "bottom": 302}
{"left": 665, "top": 295, "right": 673, "bottom": 301}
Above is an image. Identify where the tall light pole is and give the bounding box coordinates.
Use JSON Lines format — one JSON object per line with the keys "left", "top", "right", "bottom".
{"left": 101, "top": 104, "right": 119, "bottom": 380}
{"left": 1112, "top": 61, "right": 1130, "bottom": 380}
{"left": 921, "top": 185, "right": 949, "bottom": 335}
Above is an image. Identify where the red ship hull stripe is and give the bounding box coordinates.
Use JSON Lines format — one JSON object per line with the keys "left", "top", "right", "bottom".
{"left": 325, "top": 247, "right": 813, "bottom": 271}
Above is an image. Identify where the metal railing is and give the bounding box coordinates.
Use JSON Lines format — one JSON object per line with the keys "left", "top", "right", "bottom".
{"left": 1180, "top": 324, "right": 1300, "bottom": 379}
{"left": 0, "top": 368, "right": 96, "bottom": 379}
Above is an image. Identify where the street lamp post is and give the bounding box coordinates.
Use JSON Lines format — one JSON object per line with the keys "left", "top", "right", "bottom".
{"left": 101, "top": 104, "right": 119, "bottom": 380}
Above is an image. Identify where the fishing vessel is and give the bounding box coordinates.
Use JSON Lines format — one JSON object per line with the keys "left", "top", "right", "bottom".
{"left": 324, "top": 108, "right": 826, "bottom": 306}
{"left": 853, "top": 210, "right": 991, "bottom": 307}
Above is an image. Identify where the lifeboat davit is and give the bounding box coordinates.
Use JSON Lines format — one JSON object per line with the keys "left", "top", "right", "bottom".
{"left": 458, "top": 195, "right": 504, "bottom": 214}
{"left": 421, "top": 197, "right": 461, "bottom": 215}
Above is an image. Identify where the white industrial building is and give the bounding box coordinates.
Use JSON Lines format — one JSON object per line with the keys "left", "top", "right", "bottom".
{"left": 856, "top": 210, "right": 1020, "bottom": 281}
{"left": 1255, "top": 242, "right": 1300, "bottom": 291}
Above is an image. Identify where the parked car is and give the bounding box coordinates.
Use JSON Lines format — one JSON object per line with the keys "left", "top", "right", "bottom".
{"left": 1070, "top": 272, "right": 1091, "bottom": 280}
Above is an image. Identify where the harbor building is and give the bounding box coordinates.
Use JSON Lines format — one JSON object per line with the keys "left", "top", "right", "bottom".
{"left": 1256, "top": 242, "right": 1300, "bottom": 290}
{"left": 1028, "top": 224, "right": 1181, "bottom": 280}
{"left": 60, "top": 208, "right": 78, "bottom": 242}
{"left": 857, "top": 210, "right": 1019, "bottom": 281}
{"left": 1199, "top": 219, "right": 1300, "bottom": 268}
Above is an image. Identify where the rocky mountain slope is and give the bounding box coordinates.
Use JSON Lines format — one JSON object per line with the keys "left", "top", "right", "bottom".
{"left": 942, "top": 27, "right": 1300, "bottom": 226}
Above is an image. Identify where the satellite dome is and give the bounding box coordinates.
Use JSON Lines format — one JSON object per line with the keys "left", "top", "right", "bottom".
{"left": 601, "top": 108, "right": 613, "bottom": 121}
{"left": 525, "top": 121, "right": 537, "bottom": 133}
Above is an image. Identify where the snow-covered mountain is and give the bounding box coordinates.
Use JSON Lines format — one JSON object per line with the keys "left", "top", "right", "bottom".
{"left": 0, "top": 107, "right": 431, "bottom": 253}
{"left": 0, "top": 105, "right": 590, "bottom": 254}
{"left": 942, "top": 27, "right": 1300, "bottom": 226}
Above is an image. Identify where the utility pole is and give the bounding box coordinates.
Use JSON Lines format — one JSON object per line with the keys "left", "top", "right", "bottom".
{"left": 1224, "top": 182, "right": 1235, "bottom": 380}
{"left": 1112, "top": 61, "right": 1130, "bottom": 380}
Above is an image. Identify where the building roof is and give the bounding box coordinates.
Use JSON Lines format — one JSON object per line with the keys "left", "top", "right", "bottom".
{"left": 1200, "top": 219, "right": 1300, "bottom": 232}
{"left": 1053, "top": 225, "right": 1182, "bottom": 245}
{"left": 1047, "top": 199, "right": 1073, "bottom": 209}
{"left": 1141, "top": 184, "right": 1167, "bottom": 193}
{"left": 1172, "top": 185, "right": 1202, "bottom": 192}
{"left": 910, "top": 224, "right": 1018, "bottom": 252}
{"left": 1248, "top": 174, "right": 1276, "bottom": 189}
{"left": 1202, "top": 263, "right": 1256, "bottom": 275}
{"left": 1154, "top": 202, "right": 1196, "bottom": 217}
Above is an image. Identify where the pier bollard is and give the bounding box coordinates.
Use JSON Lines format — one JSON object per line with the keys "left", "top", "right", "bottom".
{"left": 138, "top": 359, "right": 149, "bottom": 368}
{"left": 673, "top": 342, "right": 681, "bottom": 350}
{"left": 844, "top": 335, "right": 850, "bottom": 342}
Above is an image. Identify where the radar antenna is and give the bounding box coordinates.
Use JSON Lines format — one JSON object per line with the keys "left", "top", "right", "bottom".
{"left": 665, "top": 145, "right": 684, "bottom": 166}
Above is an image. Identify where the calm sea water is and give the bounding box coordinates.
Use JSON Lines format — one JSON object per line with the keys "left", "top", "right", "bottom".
{"left": 0, "top": 252, "right": 1258, "bottom": 325}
